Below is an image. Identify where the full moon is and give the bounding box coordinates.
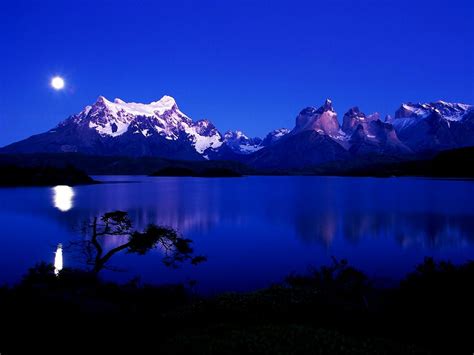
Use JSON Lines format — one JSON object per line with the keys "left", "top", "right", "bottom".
{"left": 51, "top": 76, "right": 65, "bottom": 90}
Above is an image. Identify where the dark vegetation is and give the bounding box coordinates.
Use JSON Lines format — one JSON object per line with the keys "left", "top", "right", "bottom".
{"left": 151, "top": 166, "right": 242, "bottom": 177}
{"left": 1, "top": 257, "right": 472, "bottom": 354}
{"left": 150, "top": 166, "right": 196, "bottom": 176}
{"left": 309, "top": 147, "right": 469, "bottom": 178}
{"left": 0, "top": 153, "right": 251, "bottom": 176}
{"left": 68, "top": 211, "right": 206, "bottom": 273}
{"left": 0, "top": 164, "right": 97, "bottom": 186}
{"left": 2, "top": 147, "right": 474, "bottom": 179}
{"left": 197, "top": 167, "right": 242, "bottom": 177}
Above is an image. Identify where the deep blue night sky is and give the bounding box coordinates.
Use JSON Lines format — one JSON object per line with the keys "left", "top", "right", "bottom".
{"left": 1, "top": 0, "right": 473, "bottom": 146}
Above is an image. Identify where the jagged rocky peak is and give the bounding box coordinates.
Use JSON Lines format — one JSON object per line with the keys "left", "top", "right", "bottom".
{"left": 342, "top": 107, "right": 381, "bottom": 134}
{"left": 261, "top": 128, "right": 290, "bottom": 146}
{"left": 395, "top": 102, "right": 430, "bottom": 119}
{"left": 94, "top": 94, "right": 176, "bottom": 110}
{"left": 386, "top": 100, "right": 474, "bottom": 152}
{"left": 367, "top": 112, "right": 380, "bottom": 121}
{"left": 224, "top": 131, "right": 262, "bottom": 144}
{"left": 223, "top": 130, "right": 263, "bottom": 154}
{"left": 346, "top": 106, "right": 363, "bottom": 116}
{"left": 432, "top": 101, "right": 472, "bottom": 118}
{"left": 69, "top": 95, "right": 190, "bottom": 138}
{"left": 338, "top": 105, "right": 408, "bottom": 153}
{"left": 342, "top": 107, "right": 366, "bottom": 134}
{"left": 56, "top": 94, "right": 228, "bottom": 155}
{"left": 394, "top": 101, "right": 472, "bottom": 121}
{"left": 294, "top": 98, "right": 340, "bottom": 136}
{"left": 317, "top": 98, "right": 335, "bottom": 113}
{"left": 78, "top": 95, "right": 181, "bottom": 122}
{"left": 224, "top": 130, "right": 245, "bottom": 141}
{"left": 194, "top": 119, "right": 218, "bottom": 135}
{"left": 348, "top": 115, "right": 411, "bottom": 155}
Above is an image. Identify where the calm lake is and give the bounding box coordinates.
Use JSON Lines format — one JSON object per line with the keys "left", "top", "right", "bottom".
{"left": 1, "top": 175, "right": 474, "bottom": 293}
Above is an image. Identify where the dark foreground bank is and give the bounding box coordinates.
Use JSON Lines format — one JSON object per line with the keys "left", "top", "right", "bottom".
{"left": 0, "top": 258, "right": 472, "bottom": 354}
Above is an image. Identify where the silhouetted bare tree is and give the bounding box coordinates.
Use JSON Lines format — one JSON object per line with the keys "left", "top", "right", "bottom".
{"left": 68, "top": 211, "right": 206, "bottom": 273}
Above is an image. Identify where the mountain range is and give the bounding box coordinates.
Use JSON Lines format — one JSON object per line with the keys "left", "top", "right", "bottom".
{"left": 1, "top": 95, "right": 472, "bottom": 172}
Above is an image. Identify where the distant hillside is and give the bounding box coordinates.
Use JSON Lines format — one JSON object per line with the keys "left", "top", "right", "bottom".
{"left": 151, "top": 166, "right": 242, "bottom": 177}
{"left": 1, "top": 147, "right": 473, "bottom": 179}
{"left": 0, "top": 165, "right": 97, "bottom": 186}
{"left": 331, "top": 147, "right": 474, "bottom": 178}
{"left": 0, "top": 153, "right": 253, "bottom": 176}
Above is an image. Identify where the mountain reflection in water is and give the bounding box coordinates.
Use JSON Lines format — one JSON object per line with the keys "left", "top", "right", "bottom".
{"left": 1, "top": 175, "right": 474, "bottom": 292}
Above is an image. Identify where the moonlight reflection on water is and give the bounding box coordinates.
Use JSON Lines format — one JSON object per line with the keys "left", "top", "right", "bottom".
{"left": 52, "top": 185, "right": 75, "bottom": 212}
{"left": 54, "top": 243, "right": 63, "bottom": 276}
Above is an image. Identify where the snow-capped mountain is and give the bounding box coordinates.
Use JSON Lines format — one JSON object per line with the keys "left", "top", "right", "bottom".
{"left": 387, "top": 101, "right": 474, "bottom": 152}
{"left": 222, "top": 128, "right": 291, "bottom": 155}
{"left": 64, "top": 95, "right": 224, "bottom": 154}
{"left": 248, "top": 99, "right": 473, "bottom": 170}
{"left": 223, "top": 130, "right": 263, "bottom": 154}
{"left": 1, "top": 94, "right": 291, "bottom": 160}
{"left": 1, "top": 96, "right": 249, "bottom": 160}
{"left": 2, "top": 95, "right": 473, "bottom": 170}
{"left": 247, "top": 99, "right": 407, "bottom": 170}
{"left": 393, "top": 101, "right": 470, "bottom": 122}
{"left": 261, "top": 128, "right": 290, "bottom": 146}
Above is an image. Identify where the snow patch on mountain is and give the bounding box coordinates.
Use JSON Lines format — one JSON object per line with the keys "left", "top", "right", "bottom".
{"left": 223, "top": 130, "right": 263, "bottom": 154}
{"left": 183, "top": 123, "right": 223, "bottom": 153}
{"left": 394, "top": 101, "right": 471, "bottom": 121}
{"left": 389, "top": 101, "right": 473, "bottom": 133}
{"left": 261, "top": 128, "right": 290, "bottom": 146}
{"left": 88, "top": 116, "right": 130, "bottom": 137}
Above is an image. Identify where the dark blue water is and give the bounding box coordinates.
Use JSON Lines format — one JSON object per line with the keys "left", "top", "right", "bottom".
{"left": 1, "top": 175, "right": 474, "bottom": 293}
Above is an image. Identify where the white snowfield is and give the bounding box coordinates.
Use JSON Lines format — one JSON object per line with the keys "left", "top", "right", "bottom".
{"left": 67, "top": 95, "right": 276, "bottom": 156}
{"left": 73, "top": 95, "right": 225, "bottom": 154}
{"left": 388, "top": 101, "right": 473, "bottom": 132}
{"left": 68, "top": 96, "right": 289, "bottom": 157}
{"left": 99, "top": 95, "right": 179, "bottom": 117}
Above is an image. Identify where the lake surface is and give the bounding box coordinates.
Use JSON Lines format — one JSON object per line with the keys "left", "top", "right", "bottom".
{"left": 1, "top": 175, "right": 474, "bottom": 293}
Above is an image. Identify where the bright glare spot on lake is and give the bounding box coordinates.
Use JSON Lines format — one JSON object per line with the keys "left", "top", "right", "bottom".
{"left": 52, "top": 185, "right": 75, "bottom": 212}
{"left": 54, "top": 243, "right": 63, "bottom": 276}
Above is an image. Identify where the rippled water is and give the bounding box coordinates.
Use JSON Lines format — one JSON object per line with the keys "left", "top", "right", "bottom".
{"left": 1, "top": 175, "right": 474, "bottom": 293}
